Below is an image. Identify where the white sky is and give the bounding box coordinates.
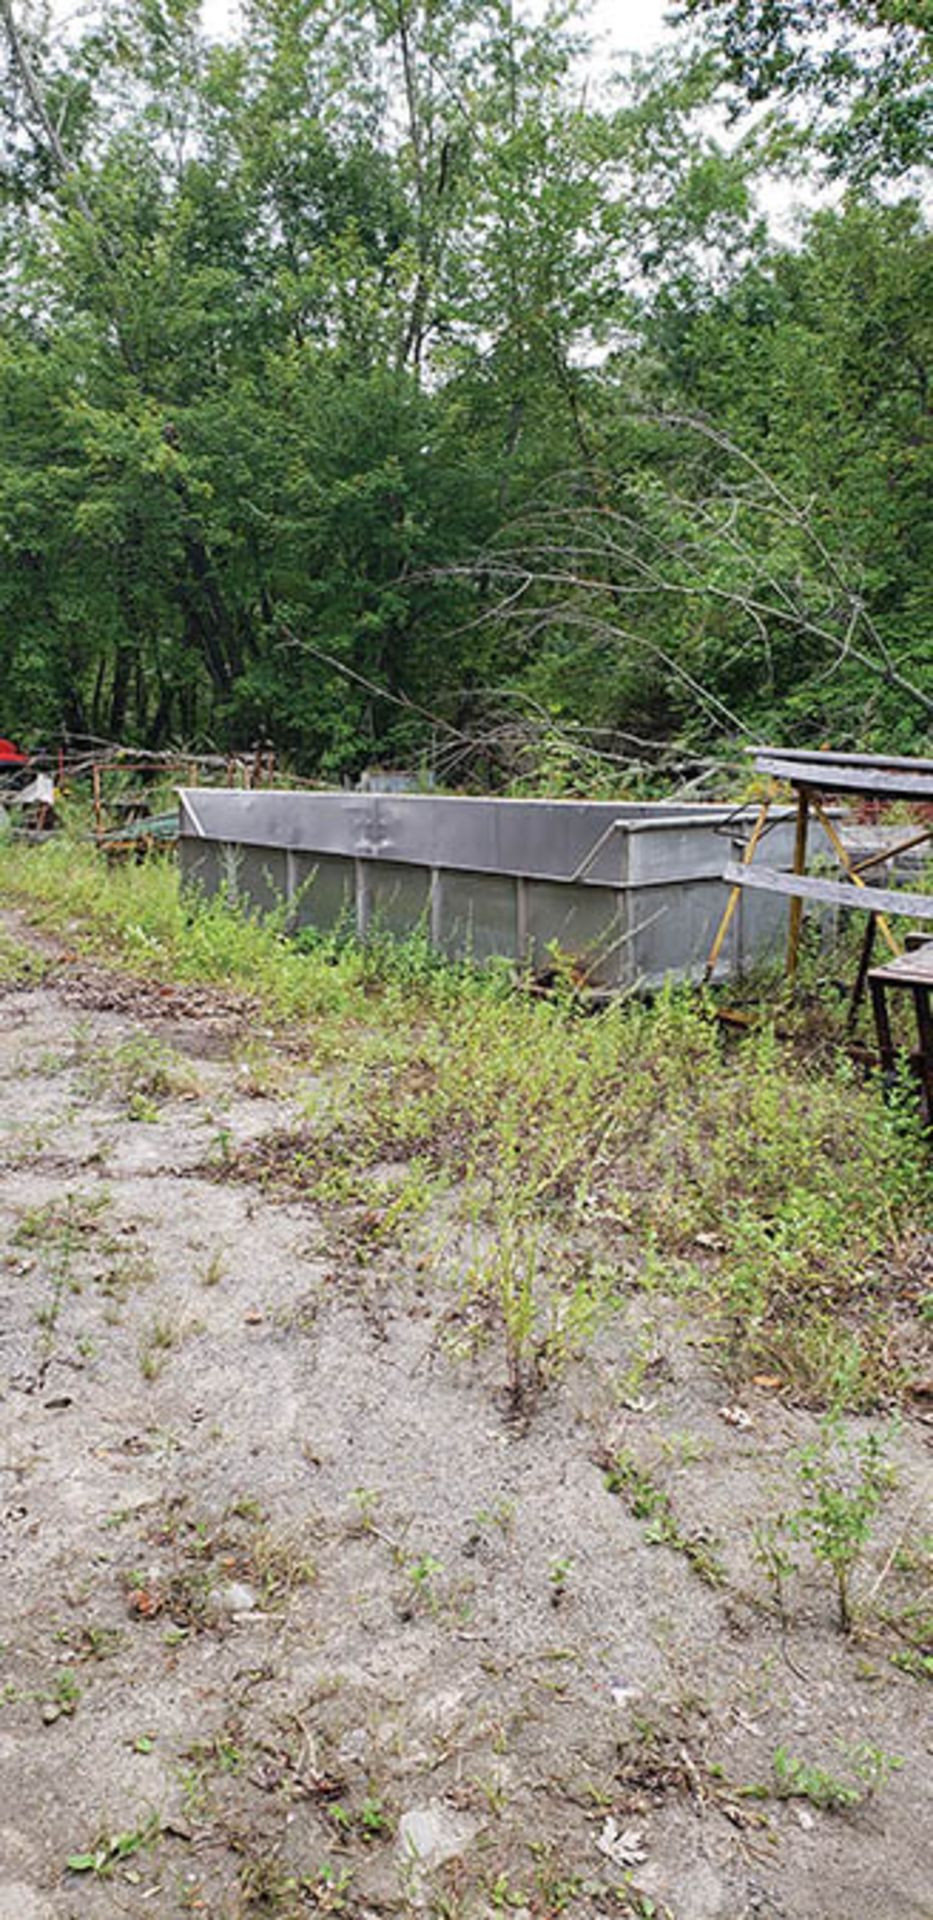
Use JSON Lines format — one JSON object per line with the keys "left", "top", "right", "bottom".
{"left": 199, "top": 0, "right": 675, "bottom": 58}
{"left": 579, "top": 0, "right": 673, "bottom": 57}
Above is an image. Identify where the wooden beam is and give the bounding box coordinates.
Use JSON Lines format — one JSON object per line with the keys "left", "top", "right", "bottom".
{"left": 852, "top": 824, "right": 933, "bottom": 873}
{"left": 752, "top": 754, "right": 933, "bottom": 802}
{"left": 723, "top": 863, "right": 933, "bottom": 921}
{"left": 810, "top": 796, "right": 900, "bottom": 959}
{"left": 749, "top": 744, "right": 933, "bottom": 776}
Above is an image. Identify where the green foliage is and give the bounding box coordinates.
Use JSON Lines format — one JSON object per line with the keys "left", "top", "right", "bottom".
{"left": 771, "top": 1739, "right": 903, "bottom": 1810}
{"left": 2, "top": 841, "right": 931, "bottom": 1414}
{"left": 603, "top": 1448, "right": 727, "bottom": 1586}
{"left": 753, "top": 1415, "right": 898, "bottom": 1632}
{"left": 66, "top": 1811, "right": 162, "bottom": 1876}
{"left": 1, "top": 0, "right": 929, "bottom": 769}
{"left": 789, "top": 1417, "right": 896, "bottom": 1632}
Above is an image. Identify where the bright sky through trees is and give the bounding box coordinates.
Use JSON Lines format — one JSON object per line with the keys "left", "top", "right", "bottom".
{"left": 197, "top": 0, "right": 674, "bottom": 55}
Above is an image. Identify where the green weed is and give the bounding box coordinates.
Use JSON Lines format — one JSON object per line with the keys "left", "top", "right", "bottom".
{"left": 602, "top": 1447, "right": 726, "bottom": 1587}
{"left": 2, "top": 839, "right": 930, "bottom": 1416}
{"left": 66, "top": 1812, "right": 161, "bottom": 1876}
{"left": 770, "top": 1739, "right": 902, "bottom": 1810}
{"left": 0, "top": 927, "right": 46, "bottom": 986}
{"left": 790, "top": 1417, "right": 896, "bottom": 1634}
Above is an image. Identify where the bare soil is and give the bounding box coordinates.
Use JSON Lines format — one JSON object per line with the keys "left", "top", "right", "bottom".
{"left": 1, "top": 911, "right": 931, "bottom": 1920}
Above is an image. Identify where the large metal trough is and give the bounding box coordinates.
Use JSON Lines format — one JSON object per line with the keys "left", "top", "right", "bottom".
{"left": 176, "top": 789, "right": 818, "bottom": 989}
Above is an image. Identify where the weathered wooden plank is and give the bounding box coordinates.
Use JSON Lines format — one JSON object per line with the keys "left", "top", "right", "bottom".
{"left": 750, "top": 744, "right": 933, "bottom": 776}
{"left": 752, "top": 755, "right": 933, "bottom": 802}
{"left": 722, "top": 862, "right": 933, "bottom": 921}
{"left": 869, "top": 945, "right": 933, "bottom": 986}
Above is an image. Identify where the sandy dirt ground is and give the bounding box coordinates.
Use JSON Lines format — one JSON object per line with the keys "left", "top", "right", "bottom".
{"left": 0, "top": 910, "right": 931, "bottom": 1920}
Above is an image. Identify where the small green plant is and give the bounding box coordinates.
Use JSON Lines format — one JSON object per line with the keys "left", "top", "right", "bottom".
{"left": 127, "top": 1090, "right": 160, "bottom": 1122}
{"left": 771, "top": 1739, "right": 902, "bottom": 1811}
{"left": 250, "top": 1525, "right": 317, "bottom": 1604}
{"left": 602, "top": 1448, "right": 726, "bottom": 1587}
{"left": 138, "top": 1315, "right": 177, "bottom": 1380}
{"left": 788, "top": 1416, "right": 896, "bottom": 1633}
{"left": 66, "top": 1812, "right": 161, "bottom": 1876}
{"left": 751, "top": 1518, "right": 798, "bottom": 1630}
{"left": 358, "top": 1795, "right": 388, "bottom": 1838}
{"left": 772, "top": 1746, "right": 860, "bottom": 1810}
{"left": 330, "top": 1797, "right": 386, "bottom": 1841}
{"left": 98, "top": 1252, "right": 156, "bottom": 1304}
{"left": 843, "top": 1739, "right": 904, "bottom": 1798}
{"left": 54, "top": 1623, "right": 123, "bottom": 1663}
{"left": 472, "top": 1498, "right": 516, "bottom": 1539}
{"left": 403, "top": 1553, "right": 444, "bottom": 1615}
{"left": 548, "top": 1555, "right": 574, "bottom": 1605}
{"left": 349, "top": 1486, "right": 382, "bottom": 1533}
{"left": 211, "top": 1125, "right": 234, "bottom": 1165}
{"left": 891, "top": 1647, "right": 933, "bottom": 1681}
{"left": 239, "top": 1852, "right": 353, "bottom": 1909}
{"left": 529, "top": 1842, "right": 584, "bottom": 1913}
{"left": 50, "top": 1667, "right": 81, "bottom": 1716}
{"left": 310, "top": 1863, "right": 354, "bottom": 1911}
{"left": 199, "top": 1247, "right": 226, "bottom": 1288}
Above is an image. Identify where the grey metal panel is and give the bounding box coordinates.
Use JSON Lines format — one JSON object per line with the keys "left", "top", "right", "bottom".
{"left": 290, "top": 853, "right": 355, "bottom": 932}
{"left": 736, "top": 880, "right": 794, "bottom": 968}
{"left": 178, "top": 835, "right": 219, "bottom": 894}
{"left": 235, "top": 845, "right": 289, "bottom": 917}
{"left": 177, "top": 790, "right": 712, "bottom": 884}
{"left": 436, "top": 871, "right": 519, "bottom": 963}
{"left": 525, "top": 881, "right": 626, "bottom": 988}
{"left": 178, "top": 837, "right": 243, "bottom": 907}
{"left": 626, "top": 819, "right": 735, "bottom": 886}
{"left": 629, "top": 878, "right": 733, "bottom": 986}
{"left": 178, "top": 789, "right": 812, "bottom": 886}
{"left": 365, "top": 859, "right": 432, "bottom": 936}
{"left": 371, "top": 795, "right": 628, "bottom": 883}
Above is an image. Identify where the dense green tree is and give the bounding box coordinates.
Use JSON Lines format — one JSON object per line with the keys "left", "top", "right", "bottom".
{"left": 0, "top": 0, "right": 930, "bottom": 778}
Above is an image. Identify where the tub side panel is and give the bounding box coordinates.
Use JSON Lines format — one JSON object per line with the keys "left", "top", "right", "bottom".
{"left": 628, "top": 878, "right": 737, "bottom": 985}
{"left": 233, "top": 845, "right": 289, "bottom": 917}
{"left": 525, "top": 882, "right": 627, "bottom": 987}
{"left": 735, "top": 885, "right": 794, "bottom": 970}
{"left": 436, "top": 871, "right": 519, "bottom": 963}
{"left": 178, "top": 838, "right": 244, "bottom": 908}
{"left": 290, "top": 853, "right": 356, "bottom": 932}
{"left": 178, "top": 836, "right": 220, "bottom": 895}
{"left": 365, "top": 860, "right": 432, "bottom": 937}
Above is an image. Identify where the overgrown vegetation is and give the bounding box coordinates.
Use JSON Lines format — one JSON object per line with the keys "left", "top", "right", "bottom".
{"left": 3, "top": 838, "right": 929, "bottom": 1414}
{"left": 2, "top": 847, "right": 931, "bottom": 1919}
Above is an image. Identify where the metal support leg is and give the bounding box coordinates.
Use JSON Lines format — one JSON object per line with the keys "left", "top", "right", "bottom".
{"left": 870, "top": 978, "right": 895, "bottom": 1078}
{"left": 703, "top": 796, "right": 772, "bottom": 983}
{"left": 785, "top": 788, "right": 810, "bottom": 984}
{"left": 912, "top": 984, "right": 933, "bottom": 1126}
{"left": 847, "top": 915, "right": 878, "bottom": 1033}
{"left": 810, "top": 796, "right": 901, "bottom": 960}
